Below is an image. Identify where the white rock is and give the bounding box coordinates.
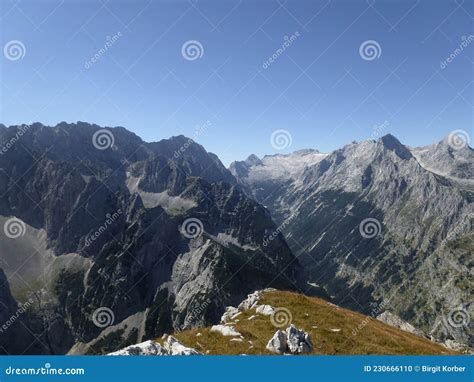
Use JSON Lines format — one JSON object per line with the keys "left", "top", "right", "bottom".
{"left": 286, "top": 325, "right": 313, "bottom": 354}
{"left": 443, "top": 339, "right": 469, "bottom": 352}
{"left": 220, "top": 306, "right": 240, "bottom": 323}
{"left": 238, "top": 291, "right": 262, "bottom": 311}
{"left": 164, "top": 336, "right": 201, "bottom": 355}
{"left": 256, "top": 304, "right": 276, "bottom": 316}
{"left": 108, "top": 340, "right": 167, "bottom": 356}
{"left": 266, "top": 330, "right": 287, "bottom": 354}
{"left": 230, "top": 338, "right": 244, "bottom": 342}
{"left": 266, "top": 325, "right": 314, "bottom": 355}
{"left": 210, "top": 324, "right": 242, "bottom": 337}
{"left": 330, "top": 328, "right": 341, "bottom": 332}
{"left": 376, "top": 312, "right": 424, "bottom": 336}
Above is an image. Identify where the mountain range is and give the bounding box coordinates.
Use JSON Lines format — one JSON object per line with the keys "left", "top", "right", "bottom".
{"left": 0, "top": 122, "right": 471, "bottom": 354}
{"left": 230, "top": 133, "right": 473, "bottom": 348}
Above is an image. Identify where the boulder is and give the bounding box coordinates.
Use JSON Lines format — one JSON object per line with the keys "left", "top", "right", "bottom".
{"left": 210, "top": 324, "right": 242, "bottom": 337}
{"left": 266, "top": 325, "right": 313, "bottom": 355}
{"left": 266, "top": 330, "right": 287, "bottom": 354}
{"left": 256, "top": 304, "right": 276, "bottom": 316}
{"left": 286, "top": 325, "right": 313, "bottom": 354}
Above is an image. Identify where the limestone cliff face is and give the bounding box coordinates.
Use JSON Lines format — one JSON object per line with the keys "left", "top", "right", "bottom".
{"left": 0, "top": 123, "right": 301, "bottom": 354}
{"left": 231, "top": 135, "right": 473, "bottom": 347}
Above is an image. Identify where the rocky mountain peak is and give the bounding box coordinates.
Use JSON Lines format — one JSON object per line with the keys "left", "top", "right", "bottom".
{"left": 378, "top": 134, "right": 413, "bottom": 160}
{"left": 245, "top": 154, "right": 262, "bottom": 166}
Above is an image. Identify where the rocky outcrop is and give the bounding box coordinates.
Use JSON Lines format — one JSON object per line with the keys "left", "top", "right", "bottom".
{"left": 220, "top": 306, "right": 240, "bottom": 323}
{"left": 255, "top": 305, "right": 276, "bottom": 316}
{"left": 442, "top": 339, "right": 471, "bottom": 353}
{"left": 237, "top": 290, "right": 264, "bottom": 311}
{"left": 108, "top": 336, "right": 201, "bottom": 356}
{"left": 210, "top": 325, "right": 242, "bottom": 337}
{"left": 266, "top": 325, "right": 313, "bottom": 354}
{"left": 108, "top": 340, "right": 167, "bottom": 356}
{"left": 164, "top": 336, "right": 202, "bottom": 355}
{"left": 377, "top": 312, "right": 425, "bottom": 337}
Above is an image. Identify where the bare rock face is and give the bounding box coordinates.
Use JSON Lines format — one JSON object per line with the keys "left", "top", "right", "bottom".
{"left": 0, "top": 123, "right": 302, "bottom": 354}
{"left": 108, "top": 336, "right": 201, "bottom": 356}
{"left": 266, "top": 325, "right": 313, "bottom": 355}
{"left": 231, "top": 134, "right": 473, "bottom": 347}
{"left": 377, "top": 312, "right": 425, "bottom": 337}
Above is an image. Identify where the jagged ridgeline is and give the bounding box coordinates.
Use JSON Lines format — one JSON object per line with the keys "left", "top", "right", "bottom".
{"left": 0, "top": 122, "right": 301, "bottom": 355}
{"left": 0, "top": 122, "right": 472, "bottom": 355}
{"left": 230, "top": 133, "right": 473, "bottom": 349}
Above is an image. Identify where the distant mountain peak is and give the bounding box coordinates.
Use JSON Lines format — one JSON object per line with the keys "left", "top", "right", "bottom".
{"left": 379, "top": 134, "right": 412, "bottom": 160}
{"left": 245, "top": 154, "right": 262, "bottom": 166}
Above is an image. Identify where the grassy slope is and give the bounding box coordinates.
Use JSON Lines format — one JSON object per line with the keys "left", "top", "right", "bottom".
{"left": 163, "top": 290, "right": 457, "bottom": 355}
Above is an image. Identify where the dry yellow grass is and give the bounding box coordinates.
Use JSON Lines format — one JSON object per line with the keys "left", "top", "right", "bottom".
{"left": 163, "top": 290, "right": 458, "bottom": 355}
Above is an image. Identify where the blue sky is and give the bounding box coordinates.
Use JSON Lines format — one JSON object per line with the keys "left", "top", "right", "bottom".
{"left": 1, "top": 0, "right": 473, "bottom": 165}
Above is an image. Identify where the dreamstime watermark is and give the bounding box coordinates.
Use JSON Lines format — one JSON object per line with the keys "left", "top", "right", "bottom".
{"left": 3, "top": 40, "right": 26, "bottom": 61}
{"left": 270, "top": 307, "right": 293, "bottom": 328}
{"left": 181, "top": 40, "right": 204, "bottom": 61}
{"left": 173, "top": 120, "right": 212, "bottom": 159}
{"left": 446, "top": 307, "right": 470, "bottom": 328}
{"left": 359, "top": 218, "right": 382, "bottom": 239}
{"left": 440, "top": 35, "right": 474, "bottom": 69}
{"left": 92, "top": 129, "right": 115, "bottom": 150}
{"left": 370, "top": 120, "right": 390, "bottom": 140}
{"left": 0, "top": 295, "right": 35, "bottom": 334}
{"left": 175, "top": 288, "right": 225, "bottom": 332}
{"left": 447, "top": 129, "right": 470, "bottom": 150}
{"left": 439, "top": 213, "right": 473, "bottom": 249}
{"left": 0, "top": 124, "right": 31, "bottom": 155}
{"left": 91, "top": 307, "right": 115, "bottom": 328}
{"left": 262, "top": 213, "right": 296, "bottom": 247}
{"left": 3, "top": 217, "right": 26, "bottom": 239}
{"left": 84, "top": 209, "right": 123, "bottom": 247}
{"left": 84, "top": 32, "right": 123, "bottom": 69}
{"left": 359, "top": 40, "right": 382, "bottom": 61}
{"left": 5, "top": 364, "right": 85, "bottom": 376}
{"left": 351, "top": 298, "right": 391, "bottom": 337}
{"left": 262, "top": 31, "right": 300, "bottom": 69}
{"left": 270, "top": 129, "right": 292, "bottom": 150}
{"left": 180, "top": 218, "right": 204, "bottom": 239}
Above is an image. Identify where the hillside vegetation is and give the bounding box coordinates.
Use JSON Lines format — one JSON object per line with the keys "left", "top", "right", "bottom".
{"left": 162, "top": 290, "right": 458, "bottom": 355}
